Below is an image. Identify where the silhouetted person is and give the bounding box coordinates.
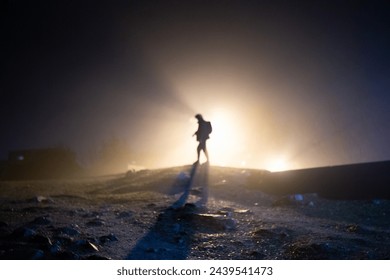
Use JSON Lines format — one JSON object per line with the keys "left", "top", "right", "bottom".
{"left": 193, "top": 114, "right": 212, "bottom": 163}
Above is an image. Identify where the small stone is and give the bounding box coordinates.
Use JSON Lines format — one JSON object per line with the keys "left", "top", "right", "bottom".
{"left": 35, "top": 196, "right": 54, "bottom": 203}
{"left": 177, "top": 172, "right": 190, "bottom": 181}
{"left": 252, "top": 228, "right": 274, "bottom": 238}
{"left": 190, "top": 188, "right": 202, "bottom": 195}
{"left": 30, "top": 216, "right": 52, "bottom": 226}
{"left": 87, "top": 241, "right": 99, "bottom": 252}
{"left": 272, "top": 197, "right": 293, "bottom": 207}
{"left": 0, "top": 226, "right": 11, "bottom": 237}
{"left": 183, "top": 203, "right": 197, "bottom": 212}
{"left": 294, "top": 194, "right": 304, "bottom": 201}
{"left": 99, "top": 233, "right": 119, "bottom": 244}
{"left": 372, "top": 199, "right": 381, "bottom": 205}
{"left": 82, "top": 211, "right": 100, "bottom": 218}
{"left": 0, "top": 221, "right": 8, "bottom": 227}
{"left": 145, "top": 247, "right": 158, "bottom": 253}
{"left": 249, "top": 251, "right": 266, "bottom": 259}
{"left": 74, "top": 240, "right": 99, "bottom": 252}
{"left": 31, "top": 249, "right": 45, "bottom": 260}
{"left": 55, "top": 226, "right": 81, "bottom": 237}
{"left": 193, "top": 213, "right": 237, "bottom": 231}
{"left": 116, "top": 211, "right": 133, "bottom": 219}
{"left": 172, "top": 223, "right": 180, "bottom": 234}
{"left": 53, "top": 236, "right": 74, "bottom": 246}
{"left": 224, "top": 218, "right": 237, "bottom": 230}
{"left": 10, "top": 227, "right": 36, "bottom": 239}
{"left": 31, "top": 234, "right": 53, "bottom": 248}
{"left": 234, "top": 209, "right": 251, "bottom": 214}
{"left": 346, "top": 224, "right": 359, "bottom": 233}
{"left": 86, "top": 218, "right": 105, "bottom": 227}
{"left": 50, "top": 243, "right": 62, "bottom": 255}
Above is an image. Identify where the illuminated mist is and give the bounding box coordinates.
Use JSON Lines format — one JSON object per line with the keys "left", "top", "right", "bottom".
{"left": 121, "top": 1, "right": 390, "bottom": 171}
{"left": 1, "top": 1, "right": 389, "bottom": 173}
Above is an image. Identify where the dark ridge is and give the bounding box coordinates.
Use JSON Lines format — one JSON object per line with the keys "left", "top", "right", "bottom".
{"left": 262, "top": 160, "right": 390, "bottom": 199}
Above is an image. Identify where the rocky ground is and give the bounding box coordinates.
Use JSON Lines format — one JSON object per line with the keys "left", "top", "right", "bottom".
{"left": 0, "top": 165, "right": 389, "bottom": 259}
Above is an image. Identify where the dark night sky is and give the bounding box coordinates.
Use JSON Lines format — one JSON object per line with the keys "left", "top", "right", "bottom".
{"left": 1, "top": 0, "right": 389, "bottom": 170}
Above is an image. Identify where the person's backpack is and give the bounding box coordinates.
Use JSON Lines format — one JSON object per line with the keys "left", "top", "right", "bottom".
{"left": 196, "top": 121, "right": 212, "bottom": 141}
{"left": 205, "top": 121, "right": 212, "bottom": 137}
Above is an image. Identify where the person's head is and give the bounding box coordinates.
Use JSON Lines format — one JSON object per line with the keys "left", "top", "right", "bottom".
{"left": 195, "top": 114, "right": 204, "bottom": 122}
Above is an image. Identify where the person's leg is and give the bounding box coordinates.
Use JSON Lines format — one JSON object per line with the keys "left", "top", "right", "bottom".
{"left": 197, "top": 143, "right": 202, "bottom": 162}
{"left": 197, "top": 141, "right": 207, "bottom": 162}
{"left": 204, "top": 143, "right": 209, "bottom": 162}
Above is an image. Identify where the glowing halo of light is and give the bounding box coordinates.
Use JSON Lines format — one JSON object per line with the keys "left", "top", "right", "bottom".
{"left": 266, "top": 156, "right": 289, "bottom": 172}
{"left": 204, "top": 108, "right": 245, "bottom": 166}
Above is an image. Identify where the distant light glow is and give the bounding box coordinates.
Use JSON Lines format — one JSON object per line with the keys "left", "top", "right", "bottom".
{"left": 207, "top": 109, "right": 243, "bottom": 166}
{"left": 266, "top": 157, "right": 289, "bottom": 172}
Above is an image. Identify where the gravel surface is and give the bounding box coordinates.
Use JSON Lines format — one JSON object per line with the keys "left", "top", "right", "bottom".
{"left": 1, "top": 165, "right": 389, "bottom": 259}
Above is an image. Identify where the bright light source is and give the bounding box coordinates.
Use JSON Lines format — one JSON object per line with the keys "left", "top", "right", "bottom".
{"left": 206, "top": 109, "right": 243, "bottom": 166}
{"left": 266, "top": 157, "right": 289, "bottom": 172}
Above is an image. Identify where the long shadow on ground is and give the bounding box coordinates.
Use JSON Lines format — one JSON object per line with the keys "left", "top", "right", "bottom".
{"left": 127, "top": 162, "right": 209, "bottom": 260}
